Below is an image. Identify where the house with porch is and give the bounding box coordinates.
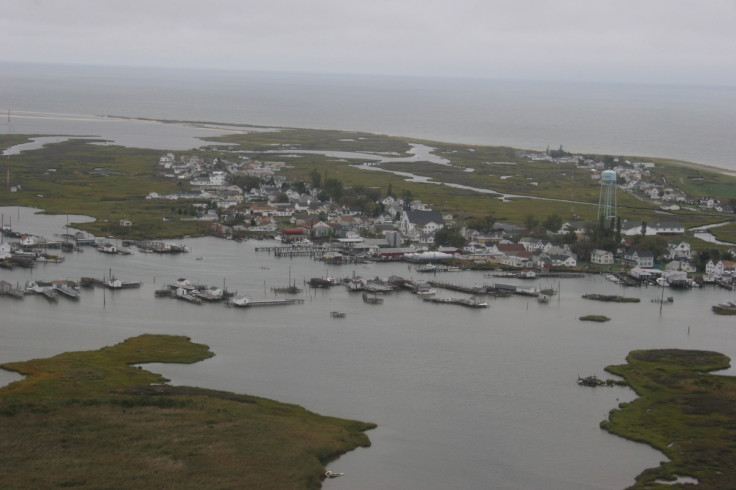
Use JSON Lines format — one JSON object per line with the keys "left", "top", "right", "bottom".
{"left": 591, "top": 249, "right": 614, "bottom": 265}
{"left": 623, "top": 250, "right": 654, "bottom": 268}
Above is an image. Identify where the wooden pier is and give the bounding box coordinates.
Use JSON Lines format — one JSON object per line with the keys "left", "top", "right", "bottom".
{"left": 428, "top": 281, "right": 487, "bottom": 295}
{"left": 422, "top": 296, "right": 488, "bottom": 308}
{"left": 255, "top": 246, "right": 328, "bottom": 258}
{"left": 362, "top": 293, "right": 383, "bottom": 304}
{"left": 230, "top": 297, "right": 305, "bottom": 308}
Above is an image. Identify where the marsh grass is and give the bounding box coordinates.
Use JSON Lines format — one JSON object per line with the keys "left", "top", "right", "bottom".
{"left": 0, "top": 335, "right": 375, "bottom": 489}
{"left": 579, "top": 315, "right": 610, "bottom": 322}
{"left": 600, "top": 349, "right": 736, "bottom": 489}
{"left": 4, "top": 127, "right": 736, "bottom": 240}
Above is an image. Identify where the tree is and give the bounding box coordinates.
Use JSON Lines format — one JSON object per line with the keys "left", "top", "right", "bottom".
{"left": 636, "top": 236, "right": 668, "bottom": 262}
{"left": 467, "top": 215, "right": 496, "bottom": 233}
{"left": 524, "top": 214, "right": 539, "bottom": 232}
{"left": 640, "top": 221, "right": 647, "bottom": 237}
{"left": 323, "top": 178, "right": 344, "bottom": 201}
{"left": 434, "top": 227, "right": 466, "bottom": 248}
{"left": 293, "top": 181, "right": 306, "bottom": 194}
{"left": 310, "top": 168, "right": 321, "bottom": 188}
{"left": 542, "top": 214, "right": 563, "bottom": 233}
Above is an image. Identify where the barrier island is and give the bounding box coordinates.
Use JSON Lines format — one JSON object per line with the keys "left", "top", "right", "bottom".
{"left": 601, "top": 349, "right": 736, "bottom": 489}
{"left": 0, "top": 335, "right": 375, "bottom": 489}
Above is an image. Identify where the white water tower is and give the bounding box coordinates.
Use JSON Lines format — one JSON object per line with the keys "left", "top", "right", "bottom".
{"left": 597, "top": 170, "right": 617, "bottom": 221}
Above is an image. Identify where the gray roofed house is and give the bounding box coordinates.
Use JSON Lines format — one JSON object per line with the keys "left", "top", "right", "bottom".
{"left": 623, "top": 249, "right": 654, "bottom": 268}
{"left": 400, "top": 209, "right": 444, "bottom": 235}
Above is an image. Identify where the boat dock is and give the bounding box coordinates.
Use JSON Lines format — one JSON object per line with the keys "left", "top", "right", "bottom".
{"left": 422, "top": 296, "right": 488, "bottom": 308}
{"left": 362, "top": 293, "right": 383, "bottom": 304}
{"left": 230, "top": 297, "right": 305, "bottom": 308}
{"left": 255, "top": 246, "right": 328, "bottom": 258}
{"left": 427, "top": 280, "right": 487, "bottom": 295}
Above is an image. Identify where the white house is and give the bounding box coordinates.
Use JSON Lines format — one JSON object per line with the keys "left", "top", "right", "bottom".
{"left": 667, "top": 240, "right": 691, "bottom": 261}
{"left": 20, "top": 235, "right": 39, "bottom": 247}
{"left": 620, "top": 220, "right": 685, "bottom": 236}
{"left": 624, "top": 250, "right": 654, "bottom": 268}
{"left": 400, "top": 209, "right": 444, "bottom": 236}
{"left": 311, "top": 221, "right": 334, "bottom": 238}
{"left": 549, "top": 254, "right": 577, "bottom": 267}
{"left": 665, "top": 260, "right": 696, "bottom": 273}
{"left": 248, "top": 218, "right": 278, "bottom": 232}
{"left": 705, "top": 260, "right": 736, "bottom": 277}
{"left": 591, "top": 249, "right": 614, "bottom": 265}
{"left": 0, "top": 242, "right": 11, "bottom": 259}
{"left": 519, "top": 237, "right": 547, "bottom": 252}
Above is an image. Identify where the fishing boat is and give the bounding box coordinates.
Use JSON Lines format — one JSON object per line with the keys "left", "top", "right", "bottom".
{"left": 41, "top": 288, "right": 59, "bottom": 302}
{"left": 53, "top": 283, "right": 80, "bottom": 300}
{"left": 194, "top": 286, "right": 225, "bottom": 302}
{"left": 106, "top": 278, "right": 141, "bottom": 289}
{"left": 330, "top": 311, "right": 346, "bottom": 318}
{"left": 174, "top": 288, "right": 202, "bottom": 305}
{"left": 271, "top": 266, "right": 303, "bottom": 294}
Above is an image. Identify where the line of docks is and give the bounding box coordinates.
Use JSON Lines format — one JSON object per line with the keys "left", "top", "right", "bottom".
{"left": 426, "top": 280, "right": 548, "bottom": 298}
{"left": 254, "top": 245, "right": 369, "bottom": 264}
{"left": 422, "top": 296, "right": 488, "bottom": 308}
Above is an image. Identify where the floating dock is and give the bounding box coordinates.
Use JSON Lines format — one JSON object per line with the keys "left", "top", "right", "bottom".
{"left": 422, "top": 296, "right": 488, "bottom": 308}
{"left": 427, "top": 280, "right": 487, "bottom": 295}
{"left": 230, "top": 297, "right": 304, "bottom": 308}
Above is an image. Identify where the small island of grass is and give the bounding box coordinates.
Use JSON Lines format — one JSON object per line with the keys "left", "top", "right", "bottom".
{"left": 582, "top": 294, "right": 640, "bottom": 303}
{"left": 0, "top": 335, "right": 375, "bottom": 489}
{"left": 600, "top": 349, "right": 736, "bottom": 489}
{"left": 580, "top": 315, "right": 611, "bottom": 322}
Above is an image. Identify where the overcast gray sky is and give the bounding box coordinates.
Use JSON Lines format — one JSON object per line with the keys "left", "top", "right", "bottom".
{"left": 2, "top": 0, "right": 734, "bottom": 85}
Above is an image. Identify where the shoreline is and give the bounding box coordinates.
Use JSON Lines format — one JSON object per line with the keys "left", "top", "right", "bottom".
{"left": 3, "top": 110, "right": 736, "bottom": 176}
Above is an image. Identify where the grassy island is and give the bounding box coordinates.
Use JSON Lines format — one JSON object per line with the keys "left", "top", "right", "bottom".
{"left": 582, "top": 294, "right": 641, "bottom": 303}
{"left": 0, "top": 335, "right": 375, "bottom": 489}
{"left": 601, "top": 349, "right": 736, "bottom": 489}
{"left": 579, "top": 315, "right": 610, "bottom": 322}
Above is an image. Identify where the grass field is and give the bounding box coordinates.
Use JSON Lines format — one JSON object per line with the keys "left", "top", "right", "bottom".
{"left": 2, "top": 126, "right": 735, "bottom": 243}
{"left": 0, "top": 335, "right": 375, "bottom": 489}
{"left": 601, "top": 349, "right": 736, "bottom": 489}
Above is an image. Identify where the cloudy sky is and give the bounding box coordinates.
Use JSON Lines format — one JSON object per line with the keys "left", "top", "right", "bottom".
{"left": 2, "top": 0, "right": 734, "bottom": 85}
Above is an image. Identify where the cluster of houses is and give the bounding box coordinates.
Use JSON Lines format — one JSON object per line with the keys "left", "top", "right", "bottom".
{"left": 520, "top": 149, "right": 734, "bottom": 215}
{"left": 120, "top": 151, "right": 736, "bottom": 286}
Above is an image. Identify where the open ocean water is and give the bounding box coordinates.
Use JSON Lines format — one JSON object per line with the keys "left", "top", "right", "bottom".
{"left": 2, "top": 64, "right": 736, "bottom": 488}
{"left": 2, "top": 62, "right": 736, "bottom": 171}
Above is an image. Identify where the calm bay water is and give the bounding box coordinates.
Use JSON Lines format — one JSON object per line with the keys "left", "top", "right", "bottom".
{"left": 2, "top": 64, "right": 736, "bottom": 487}
{"left": 2, "top": 209, "right": 736, "bottom": 489}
